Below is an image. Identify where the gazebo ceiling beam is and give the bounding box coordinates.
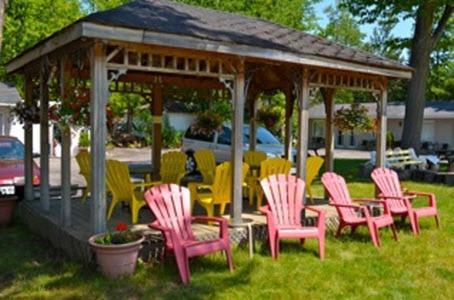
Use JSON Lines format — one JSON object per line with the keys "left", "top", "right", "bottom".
{"left": 106, "top": 46, "right": 235, "bottom": 80}
{"left": 308, "top": 69, "right": 383, "bottom": 92}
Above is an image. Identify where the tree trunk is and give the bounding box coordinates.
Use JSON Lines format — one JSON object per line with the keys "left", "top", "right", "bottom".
{"left": 0, "top": 0, "right": 8, "bottom": 51}
{"left": 401, "top": 3, "right": 435, "bottom": 150}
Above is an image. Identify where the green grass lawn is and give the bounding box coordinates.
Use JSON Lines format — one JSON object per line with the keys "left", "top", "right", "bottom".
{"left": 1, "top": 160, "right": 453, "bottom": 299}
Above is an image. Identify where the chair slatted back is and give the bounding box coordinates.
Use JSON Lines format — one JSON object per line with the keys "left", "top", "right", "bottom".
{"left": 145, "top": 184, "right": 195, "bottom": 242}
{"left": 260, "top": 174, "right": 304, "bottom": 227}
{"left": 160, "top": 151, "right": 187, "bottom": 184}
{"left": 321, "top": 172, "right": 357, "bottom": 220}
{"left": 106, "top": 160, "right": 133, "bottom": 201}
{"left": 259, "top": 158, "right": 292, "bottom": 180}
{"left": 76, "top": 151, "right": 91, "bottom": 180}
{"left": 244, "top": 150, "right": 267, "bottom": 169}
{"left": 194, "top": 149, "right": 216, "bottom": 184}
{"left": 371, "top": 167, "right": 405, "bottom": 211}
{"left": 306, "top": 156, "right": 324, "bottom": 186}
{"left": 212, "top": 162, "right": 249, "bottom": 204}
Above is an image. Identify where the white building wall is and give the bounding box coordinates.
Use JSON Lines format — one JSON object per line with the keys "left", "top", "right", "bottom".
{"left": 434, "top": 119, "right": 454, "bottom": 147}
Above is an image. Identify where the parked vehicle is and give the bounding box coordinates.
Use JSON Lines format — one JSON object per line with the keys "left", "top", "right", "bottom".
{"left": 182, "top": 125, "right": 295, "bottom": 168}
{"left": 0, "top": 136, "right": 40, "bottom": 199}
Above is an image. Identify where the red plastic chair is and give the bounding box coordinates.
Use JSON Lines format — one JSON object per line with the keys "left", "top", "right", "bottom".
{"left": 321, "top": 172, "right": 398, "bottom": 248}
{"left": 144, "top": 184, "right": 233, "bottom": 284}
{"left": 371, "top": 167, "right": 440, "bottom": 235}
{"left": 259, "top": 174, "right": 326, "bottom": 260}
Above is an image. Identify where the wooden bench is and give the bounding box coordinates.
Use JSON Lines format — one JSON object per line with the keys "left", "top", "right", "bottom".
{"left": 385, "top": 148, "right": 426, "bottom": 169}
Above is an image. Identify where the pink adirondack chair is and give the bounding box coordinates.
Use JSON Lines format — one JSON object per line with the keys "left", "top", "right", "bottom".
{"left": 371, "top": 167, "right": 440, "bottom": 235}
{"left": 144, "top": 184, "right": 233, "bottom": 284}
{"left": 321, "top": 172, "right": 398, "bottom": 248}
{"left": 259, "top": 174, "right": 326, "bottom": 260}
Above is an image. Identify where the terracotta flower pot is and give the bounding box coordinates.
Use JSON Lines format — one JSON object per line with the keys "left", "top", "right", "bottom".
{"left": 88, "top": 233, "right": 145, "bottom": 279}
{"left": 0, "top": 196, "right": 17, "bottom": 226}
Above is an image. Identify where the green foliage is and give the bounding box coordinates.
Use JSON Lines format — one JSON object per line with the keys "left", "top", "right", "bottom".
{"left": 320, "top": 5, "right": 365, "bottom": 47}
{"left": 78, "top": 131, "right": 90, "bottom": 148}
{"left": 341, "top": 0, "right": 454, "bottom": 103}
{"left": 1, "top": 0, "right": 82, "bottom": 80}
{"left": 334, "top": 103, "right": 375, "bottom": 133}
{"left": 95, "top": 231, "right": 141, "bottom": 245}
{"left": 191, "top": 110, "right": 224, "bottom": 136}
{"left": 162, "top": 114, "right": 183, "bottom": 148}
{"left": 257, "top": 107, "right": 283, "bottom": 131}
{"left": 427, "top": 18, "right": 454, "bottom": 101}
{"left": 257, "top": 92, "right": 286, "bottom": 138}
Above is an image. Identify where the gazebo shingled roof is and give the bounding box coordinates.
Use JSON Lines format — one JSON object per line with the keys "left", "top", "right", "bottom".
{"left": 82, "top": 0, "right": 410, "bottom": 72}
{"left": 6, "top": 0, "right": 411, "bottom": 79}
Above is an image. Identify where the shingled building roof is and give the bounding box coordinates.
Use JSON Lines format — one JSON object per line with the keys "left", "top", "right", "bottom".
{"left": 83, "top": 0, "right": 410, "bottom": 72}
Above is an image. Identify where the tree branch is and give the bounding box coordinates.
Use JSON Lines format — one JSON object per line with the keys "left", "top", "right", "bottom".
{"left": 431, "top": 4, "right": 453, "bottom": 46}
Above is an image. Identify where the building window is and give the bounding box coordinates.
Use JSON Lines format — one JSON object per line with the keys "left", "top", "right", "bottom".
{"left": 337, "top": 131, "right": 343, "bottom": 146}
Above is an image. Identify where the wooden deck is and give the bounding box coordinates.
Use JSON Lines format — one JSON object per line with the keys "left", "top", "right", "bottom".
{"left": 19, "top": 195, "right": 339, "bottom": 263}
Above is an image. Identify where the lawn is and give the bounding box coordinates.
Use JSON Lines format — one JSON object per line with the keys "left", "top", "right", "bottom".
{"left": 1, "top": 160, "right": 453, "bottom": 299}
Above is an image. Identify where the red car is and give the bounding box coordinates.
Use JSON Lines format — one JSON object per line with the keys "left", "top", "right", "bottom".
{"left": 0, "top": 136, "right": 40, "bottom": 198}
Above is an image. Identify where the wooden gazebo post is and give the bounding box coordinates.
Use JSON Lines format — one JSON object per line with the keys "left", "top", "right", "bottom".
{"left": 151, "top": 79, "right": 163, "bottom": 179}
{"left": 376, "top": 79, "right": 388, "bottom": 168}
{"left": 322, "top": 88, "right": 336, "bottom": 173}
{"left": 24, "top": 75, "right": 34, "bottom": 202}
{"left": 60, "top": 55, "right": 72, "bottom": 227}
{"left": 284, "top": 87, "right": 295, "bottom": 160}
{"left": 90, "top": 41, "right": 108, "bottom": 234}
{"left": 295, "top": 68, "right": 310, "bottom": 195}
{"left": 248, "top": 89, "right": 259, "bottom": 151}
{"left": 39, "top": 59, "right": 50, "bottom": 212}
{"left": 231, "top": 61, "right": 246, "bottom": 225}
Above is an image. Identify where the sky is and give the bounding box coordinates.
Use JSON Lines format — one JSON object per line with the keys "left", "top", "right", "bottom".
{"left": 314, "top": 0, "right": 414, "bottom": 41}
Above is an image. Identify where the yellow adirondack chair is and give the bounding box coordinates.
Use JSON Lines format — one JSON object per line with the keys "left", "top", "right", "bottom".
{"left": 244, "top": 150, "right": 267, "bottom": 169}
{"left": 106, "top": 160, "right": 155, "bottom": 224}
{"left": 255, "top": 157, "right": 292, "bottom": 209}
{"left": 192, "top": 162, "right": 249, "bottom": 217}
{"left": 306, "top": 156, "right": 324, "bottom": 202}
{"left": 146, "top": 151, "right": 187, "bottom": 184}
{"left": 75, "top": 151, "right": 91, "bottom": 202}
{"left": 244, "top": 150, "right": 267, "bottom": 204}
{"left": 194, "top": 149, "right": 216, "bottom": 184}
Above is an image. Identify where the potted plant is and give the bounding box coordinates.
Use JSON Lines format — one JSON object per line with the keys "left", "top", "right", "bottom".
{"left": 78, "top": 131, "right": 90, "bottom": 152}
{"left": 333, "top": 103, "right": 375, "bottom": 133}
{"left": 0, "top": 195, "right": 17, "bottom": 226}
{"left": 257, "top": 106, "right": 282, "bottom": 130}
{"left": 10, "top": 101, "right": 40, "bottom": 126}
{"left": 88, "top": 222, "right": 144, "bottom": 279}
{"left": 190, "top": 111, "right": 224, "bottom": 136}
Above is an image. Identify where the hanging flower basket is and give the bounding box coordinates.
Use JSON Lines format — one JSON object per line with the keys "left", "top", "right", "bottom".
{"left": 89, "top": 222, "right": 144, "bottom": 279}
{"left": 334, "top": 103, "right": 375, "bottom": 133}
{"left": 49, "top": 87, "right": 114, "bottom": 130}
{"left": 10, "top": 101, "right": 40, "bottom": 126}
{"left": 257, "top": 107, "right": 282, "bottom": 130}
{"left": 190, "top": 111, "right": 223, "bottom": 136}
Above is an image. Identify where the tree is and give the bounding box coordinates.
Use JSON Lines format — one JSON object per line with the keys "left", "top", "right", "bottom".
{"left": 320, "top": 4, "right": 367, "bottom": 103}
{"left": 0, "top": 0, "right": 7, "bottom": 51}
{"left": 341, "top": 0, "right": 453, "bottom": 150}
{"left": 0, "top": 0, "right": 82, "bottom": 79}
{"left": 427, "top": 18, "right": 454, "bottom": 100}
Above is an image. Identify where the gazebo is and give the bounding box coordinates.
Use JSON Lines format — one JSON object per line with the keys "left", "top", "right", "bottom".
{"left": 6, "top": 0, "right": 411, "bottom": 258}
